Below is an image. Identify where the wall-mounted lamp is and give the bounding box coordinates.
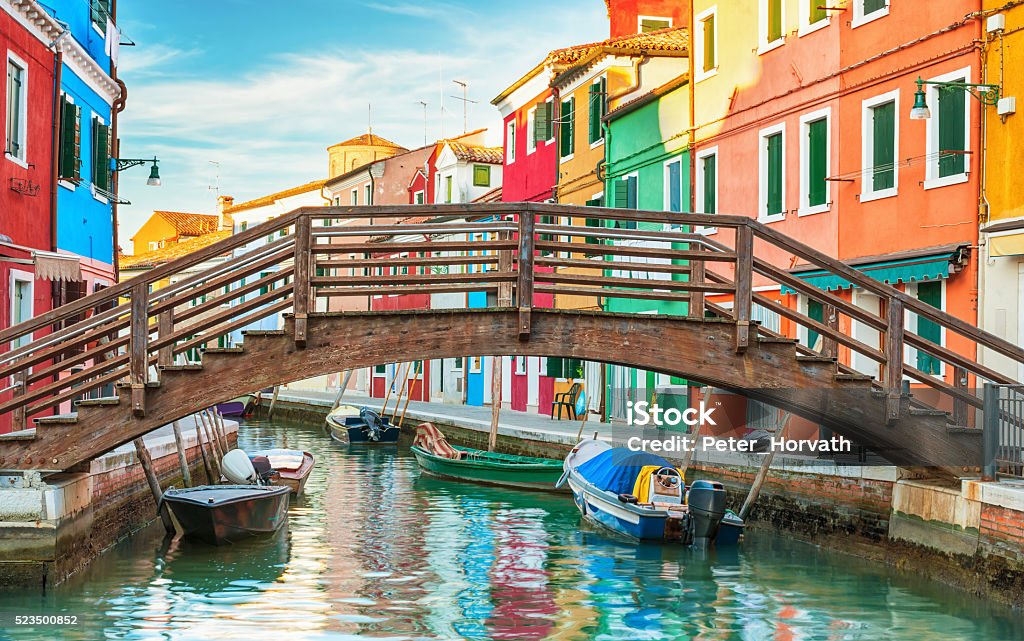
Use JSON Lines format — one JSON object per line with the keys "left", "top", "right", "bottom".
{"left": 113, "top": 157, "right": 161, "bottom": 186}
{"left": 909, "top": 76, "right": 1001, "bottom": 120}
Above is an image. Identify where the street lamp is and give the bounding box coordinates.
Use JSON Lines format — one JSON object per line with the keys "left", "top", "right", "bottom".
{"left": 113, "top": 157, "right": 161, "bottom": 186}
{"left": 909, "top": 76, "right": 1001, "bottom": 120}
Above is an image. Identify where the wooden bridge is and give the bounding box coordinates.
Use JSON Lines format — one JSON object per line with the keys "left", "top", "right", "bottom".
{"left": 1, "top": 203, "right": 1021, "bottom": 473}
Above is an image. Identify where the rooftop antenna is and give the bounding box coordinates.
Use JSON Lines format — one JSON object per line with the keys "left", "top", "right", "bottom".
{"left": 417, "top": 101, "right": 429, "bottom": 146}
{"left": 451, "top": 80, "right": 478, "bottom": 134}
{"left": 207, "top": 160, "right": 220, "bottom": 200}
{"left": 368, "top": 103, "right": 373, "bottom": 136}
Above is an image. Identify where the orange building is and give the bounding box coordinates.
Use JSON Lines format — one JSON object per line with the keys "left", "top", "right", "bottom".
{"left": 129, "top": 210, "right": 230, "bottom": 256}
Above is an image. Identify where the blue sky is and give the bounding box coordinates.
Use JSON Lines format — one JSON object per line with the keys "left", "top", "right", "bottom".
{"left": 115, "top": 0, "right": 608, "bottom": 249}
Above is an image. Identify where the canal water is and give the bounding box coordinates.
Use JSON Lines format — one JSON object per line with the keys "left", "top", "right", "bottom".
{"left": 1, "top": 418, "right": 1022, "bottom": 640}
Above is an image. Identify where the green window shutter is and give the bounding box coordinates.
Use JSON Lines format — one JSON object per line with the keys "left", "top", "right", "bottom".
{"left": 766, "top": 133, "right": 783, "bottom": 215}
{"left": 627, "top": 175, "right": 638, "bottom": 209}
{"left": 614, "top": 182, "right": 630, "bottom": 209}
{"left": 703, "top": 15, "right": 716, "bottom": 72}
{"left": 545, "top": 357, "right": 565, "bottom": 378}
{"left": 445, "top": 176, "right": 453, "bottom": 203}
{"left": 667, "top": 160, "right": 682, "bottom": 212}
{"left": 585, "top": 197, "right": 603, "bottom": 244}
{"left": 807, "top": 118, "right": 827, "bottom": 207}
{"left": 566, "top": 359, "right": 583, "bottom": 379}
{"left": 702, "top": 154, "right": 717, "bottom": 214}
{"left": 58, "top": 97, "right": 77, "bottom": 181}
{"left": 938, "top": 84, "right": 966, "bottom": 178}
{"left": 560, "top": 98, "right": 574, "bottom": 158}
{"left": 473, "top": 165, "right": 490, "bottom": 187}
{"left": 806, "top": 299, "right": 824, "bottom": 350}
{"left": 93, "top": 122, "right": 110, "bottom": 192}
{"left": 809, "top": 0, "right": 827, "bottom": 24}
{"left": 534, "top": 102, "right": 550, "bottom": 144}
{"left": 588, "top": 83, "right": 599, "bottom": 144}
{"left": 768, "top": 0, "right": 783, "bottom": 41}
{"left": 871, "top": 101, "right": 896, "bottom": 191}
{"left": 916, "top": 281, "right": 943, "bottom": 375}
{"left": 863, "top": 0, "right": 886, "bottom": 13}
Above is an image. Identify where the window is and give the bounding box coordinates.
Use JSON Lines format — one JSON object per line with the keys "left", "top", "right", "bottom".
{"left": 585, "top": 194, "right": 603, "bottom": 244}
{"left": 8, "top": 271, "right": 31, "bottom": 348}
{"left": 470, "top": 357, "right": 483, "bottom": 373}
{"left": 861, "top": 90, "right": 899, "bottom": 201}
{"left": 664, "top": 157, "right": 683, "bottom": 213}
{"left": 614, "top": 174, "right": 638, "bottom": 229}
{"left": 506, "top": 119, "right": 516, "bottom": 164}
{"left": 350, "top": 189, "right": 358, "bottom": 205}
{"left": 91, "top": 0, "right": 112, "bottom": 28}
{"left": 639, "top": 16, "right": 672, "bottom": 32}
{"left": 559, "top": 97, "right": 574, "bottom": 160}
{"left": 695, "top": 7, "right": 718, "bottom": 81}
{"left": 92, "top": 116, "right": 111, "bottom": 194}
{"left": 374, "top": 364, "right": 387, "bottom": 375}
{"left": 799, "top": 108, "right": 829, "bottom": 216}
{"left": 925, "top": 68, "right": 971, "bottom": 189}
{"left": 760, "top": 0, "right": 784, "bottom": 52}
{"left": 239, "top": 221, "right": 248, "bottom": 232}
{"left": 365, "top": 184, "right": 372, "bottom": 205}
{"left": 473, "top": 165, "right": 491, "bottom": 187}
{"left": 546, "top": 357, "right": 583, "bottom": 379}
{"left": 526, "top": 107, "right": 537, "bottom": 154}
{"left": 800, "top": 0, "right": 829, "bottom": 35}
{"left": 696, "top": 147, "right": 718, "bottom": 234}
{"left": 515, "top": 356, "right": 527, "bottom": 375}
{"left": 908, "top": 281, "right": 944, "bottom": 376}
{"left": 445, "top": 175, "right": 453, "bottom": 203}
{"left": 414, "top": 190, "right": 425, "bottom": 204}
{"left": 5, "top": 54, "right": 28, "bottom": 163}
{"left": 58, "top": 94, "right": 81, "bottom": 182}
{"left": 853, "top": 0, "right": 888, "bottom": 28}
{"left": 759, "top": 124, "right": 786, "bottom": 221}
{"left": 534, "top": 99, "right": 554, "bottom": 146}
{"left": 588, "top": 77, "right": 607, "bottom": 145}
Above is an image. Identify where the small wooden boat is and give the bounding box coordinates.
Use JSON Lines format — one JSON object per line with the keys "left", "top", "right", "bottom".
{"left": 160, "top": 485, "right": 291, "bottom": 545}
{"left": 251, "top": 449, "right": 315, "bottom": 495}
{"left": 326, "top": 404, "right": 400, "bottom": 444}
{"left": 411, "top": 423, "right": 565, "bottom": 491}
{"left": 215, "top": 395, "right": 250, "bottom": 417}
{"left": 558, "top": 439, "right": 742, "bottom": 546}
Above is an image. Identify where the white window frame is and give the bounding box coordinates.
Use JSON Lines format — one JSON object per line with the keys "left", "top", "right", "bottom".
{"left": 696, "top": 145, "right": 719, "bottom": 234}
{"left": 5, "top": 51, "right": 29, "bottom": 168}
{"left": 924, "top": 66, "right": 972, "bottom": 191}
{"left": 758, "top": 122, "right": 786, "bottom": 223}
{"left": 638, "top": 15, "right": 673, "bottom": 32}
{"left": 506, "top": 118, "right": 516, "bottom": 164}
{"left": 758, "top": 0, "right": 786, "bottom": 55}
{"left": 350, "top": 188, "right": 358, "bottom": 205}
{"left": 526, "top": 106, "right": 537, "bottom": 155}
{"left": 365, "top": 184, "right": 372, "bottom": 205}
{"left": 413, "top": 189, "right": 425, "bottom": 204}
{"left": 9, "top": 268, "right": 33, "bottom": 351}
{"left": 852, "top": 0, "right": 889, "bottom": 29}
{"left": 470, "top": 356, "right": 483, "bottom": 374}
{"left": 860, "top": 89, "right": 900, "bottom": 203}
{"left": 589, "top": 74, "right": 607, "bottom": 149}
{"left": 904, "top": 280, "right": 947, "bottom": 380}
{"left": 798, "top": 0, "right": 831, "bottom": 37}
{"left": 515, "top": 356, "right": 527, "bottom": 376}
{"left": 694, "top": 6, "right": 719, "bottom": 83}
{"left": 798, "top": 107, "right": 831, "bottom": 217}
{"left": 662, "top": 156, "right": 684, "bottom": 214}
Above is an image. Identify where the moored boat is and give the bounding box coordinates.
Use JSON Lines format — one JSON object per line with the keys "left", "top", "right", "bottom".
{"left": 251, "top": 449, "right": 315, "bottom": 495}
{"left": 558, "top": 439, "right": 743, "bottom": 546}
{"left": 326, "top": 404, "right": 400, "bottom": 444}
{"left": 215, "top": 396, "right": 250, "bottom": 417}
{"left": 411, "top": 423, "right": 565, "bottom": 492}
{"left": 160, "top": 484, "right": 291, "bottom": 545}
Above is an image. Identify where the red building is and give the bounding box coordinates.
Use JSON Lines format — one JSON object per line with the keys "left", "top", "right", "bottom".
{"left": 605, "top": 0, "right": 690, "bottom": 38}
{"left": 1, "top": 7, "right": 60, "bottom": 433}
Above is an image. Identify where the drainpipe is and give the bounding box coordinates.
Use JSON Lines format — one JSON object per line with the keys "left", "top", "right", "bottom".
{"left": 608, "top": 55, "right": 650, "bottom": 103}
{"left": 688, "top": 0, "right": 697, "bottom": 219}
{"left": 49, "top": 49, "right": 63, "bottom": 254}
{"left": 111, "top": 0, "right": 125, "bottom": 282}
{"left": 551, "top": 87, "right": 561, "bottom": 203}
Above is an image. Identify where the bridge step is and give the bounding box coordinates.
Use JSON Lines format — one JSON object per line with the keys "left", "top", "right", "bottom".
{"left": 834, "top": 373, "right": 874, "bottom": 382}
{"left": 0, "top": 428, "right": 36, "bottom": 442}
{"left": 242, "top": 330, "right": 286, "bottom": 337}
{"left": 158, "top": 364, "right": 203, "bottom": 372}
{"left": 201, "top": 347, "right": 245, "bottom": 354}
{"left": 758, "top": 336, "right": 799, "bottom": 344}
{"left": 796, "top": 354, "right": 836, "bottom": 364}
{"left": 34, "top": 413, "right": 78, "bottom": 425}
{"left": 909, "top": 407, "right": 950, "bottom": 418}
{"left": 115, "top": 381, "right": 161, "bottom": 389}
{"left": 947, "top": 425, "right": 980, "bottom": 435}
{"left": 74, "top": 397, "right": 119, "bottom": 408}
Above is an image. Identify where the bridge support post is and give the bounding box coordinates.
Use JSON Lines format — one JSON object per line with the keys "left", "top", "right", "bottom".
{"left": 953, "top": 366, "right": 969, "bottom": 427}
{"left": 130, "top": 283, "right": 149, "bottom": 418}
{"left": 498, "top": 229, "right": 514, "bottom": 307}
{"left": 157, "top": 308, "right": 175, "bottom": 371}
{"left": 734, "top": 225, "right": 753, "bottom": 353}
{"left": 293, "top": 214, "right": 311, "bottom": 349}
{"left": 885, "top": 298, "right": 904, "bottom": 424}
{"left": 11, "top": 370, "right": 27, "bottom": 432}
{"left": 517, "top": 209, "right": 535, "bottom": 340}
{"left": 822, "top": 303, "right": 838, "bottom": 359}
{"left": 688, "top": 244, "right": 705, "bottom": 320}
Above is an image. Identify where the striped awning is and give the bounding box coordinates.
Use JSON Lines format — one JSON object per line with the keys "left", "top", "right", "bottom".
{"left": 782, "top": 250, "right": 961, "bottom": 294}
{"left": 33, "top": 251, "right": 82, "bottom": 282}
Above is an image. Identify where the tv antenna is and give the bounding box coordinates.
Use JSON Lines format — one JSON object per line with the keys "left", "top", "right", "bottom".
{"left": 451, "top": 80, "right": 478, "bottom": 134}
{"left": 417, "top": 101, "right": 429, "bottom": 146}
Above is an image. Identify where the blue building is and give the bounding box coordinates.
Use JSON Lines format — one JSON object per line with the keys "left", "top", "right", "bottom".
{"left": 43, "top": 0, "right": 122, "bottom": 297}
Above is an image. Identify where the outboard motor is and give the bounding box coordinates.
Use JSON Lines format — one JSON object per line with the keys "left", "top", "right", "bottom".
{"left": 222, "top": 449, "right": 258, "bottom": 484}
{"left": 687, "top": 479, "right": 727, "bottom": 545}
{"left": 249, "top": 455, "right": 277, "bottom": 485}
{"left": 360, "top": 407, "right": 385, "bottom": 441}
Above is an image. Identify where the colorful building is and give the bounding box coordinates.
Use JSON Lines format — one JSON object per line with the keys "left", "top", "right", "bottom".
{"left": 605, "top": 0, "right": 691, "bottom": 38}
{"left": 129, "top": 210, "right": 226, "bottom": 256}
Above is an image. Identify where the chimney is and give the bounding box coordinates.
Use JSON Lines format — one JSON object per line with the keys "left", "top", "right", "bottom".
{"left": 217, "top": 195, "right": 235, "bottom": 230}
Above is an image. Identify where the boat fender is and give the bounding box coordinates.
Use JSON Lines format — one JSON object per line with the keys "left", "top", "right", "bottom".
{"left": 555, "top": 469, "right": 571, "bottom": 489}
{"left": 618, "top": 493, "right": 639, "bottom": 504}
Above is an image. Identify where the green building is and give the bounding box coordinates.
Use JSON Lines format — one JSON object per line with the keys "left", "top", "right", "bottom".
{"left": 602, "top": 74, "right": 693, "bottom": 422}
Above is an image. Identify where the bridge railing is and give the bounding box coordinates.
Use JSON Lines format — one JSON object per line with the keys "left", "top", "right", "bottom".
{"left": 1, "top": 202, "right": 1023, "bottom": 436}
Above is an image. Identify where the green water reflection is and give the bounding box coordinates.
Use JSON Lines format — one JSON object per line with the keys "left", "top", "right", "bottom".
{"left": 1, "top": 418, "right": 1021, "bottom": 640}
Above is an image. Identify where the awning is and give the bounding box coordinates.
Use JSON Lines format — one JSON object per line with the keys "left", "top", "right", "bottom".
{"left": 989, "top": 232, "right": 1024, "bottom": 257}
{"left": 33, "top": 251, "right": 82, "bottom": 282}
{"left": 782, "top": 249, "right": 962, "bottom": 294}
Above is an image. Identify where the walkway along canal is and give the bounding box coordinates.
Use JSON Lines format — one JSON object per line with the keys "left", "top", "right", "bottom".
{"left": 0, "top": 417, "right": 1021, "bottom": 640}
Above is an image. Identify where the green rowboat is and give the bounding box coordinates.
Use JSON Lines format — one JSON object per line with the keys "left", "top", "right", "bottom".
{"left": 410, "top": 445, "right": 567, "bottom": 492}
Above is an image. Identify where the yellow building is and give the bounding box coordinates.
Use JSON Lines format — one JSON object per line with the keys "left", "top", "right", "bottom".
{"left": 327, "top": 133, "right": 408, "bottom": 179}
{"left": 980, "top": 3, "right": 1024, "bottom": 379}
{"left": 129, "top": 211, "right": 228, "bottom": 257}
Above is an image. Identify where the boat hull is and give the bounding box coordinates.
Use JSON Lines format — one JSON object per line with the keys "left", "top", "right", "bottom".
{"left": 216, "top": 398, "right": 249, "bottom": 417}
{"left": 161, "top": 485, "right": 291, "bottom": 545}
{"left": 326, "top": 414, "right": 400, "bottom": 445}
{"left": 251, "top": 450, "right": 315, "bottom": 496}
{"left": 567, "top": 473, "right": 674, "bottom": 540}
{"left": 411, "top": 445, "right": 565, "bottom": 492}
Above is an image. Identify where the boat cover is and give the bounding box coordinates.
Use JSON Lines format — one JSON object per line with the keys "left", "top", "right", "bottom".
{"left": 575, "top": 448, "right": 674, "bottom": 496}
{"left": 253, "top": 449, "right": 305, "bottom": 471}
{"left": 413, "top": 423, "right": 463, "bottom": 460}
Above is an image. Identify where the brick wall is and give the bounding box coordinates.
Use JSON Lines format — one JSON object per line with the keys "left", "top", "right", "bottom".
{"left": 980, "top": 504, "right": 1024, "bottom": 563}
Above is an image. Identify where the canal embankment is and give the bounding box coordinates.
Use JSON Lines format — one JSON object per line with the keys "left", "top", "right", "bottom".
{"left": 0, "top": 415, "right": 237, "bottom": 590}
{"left": 269, "top": 389, "right": 1024, "bottom": 607}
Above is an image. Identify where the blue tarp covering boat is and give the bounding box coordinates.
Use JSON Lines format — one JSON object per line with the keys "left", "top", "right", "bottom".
{"left": 575, "top": 449, "right": 674, "bottom": 496}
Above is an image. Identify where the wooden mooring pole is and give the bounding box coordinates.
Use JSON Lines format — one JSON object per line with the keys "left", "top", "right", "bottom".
{"left": 680, "top": 386, "right": 715, "bottom": 477}
{"left": 193, "top": 416, "right": 215, "bottom": 483}
{"left": 331, "top": 370, "right": 355, "bottom": 412}
{"left": 488, "top": 356, "right": 503, "bottom": 452}
{"left": 267, "top": 385, "right": 281, "bottom": 420}
{"left": 170, "top": 420, "right": 192, "bottom": 488}
{"left": 133, "top": 437, "right": 163, "bottom": 506}
{"left": 738, "top": 413, "right": 794, "bottom": 521}
{"left": 397, "top": 361, "right": 423, "bottom": 429}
